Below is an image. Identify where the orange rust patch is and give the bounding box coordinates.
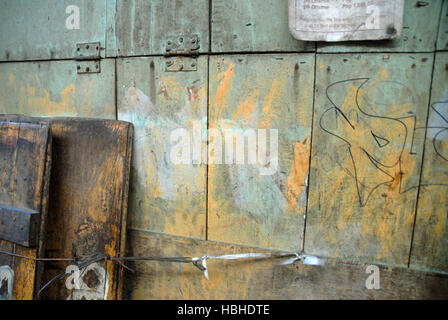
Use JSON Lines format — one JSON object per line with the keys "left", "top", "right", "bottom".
{"left": 286, "top": 138, "right": 309, "bottom": 211}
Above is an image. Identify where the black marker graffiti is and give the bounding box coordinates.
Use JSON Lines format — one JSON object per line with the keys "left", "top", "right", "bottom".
{"left": 319, "top": 78, "right": 447, "bottom": 207}
{"left": 427, "top": 101, "right": 448, "bottom": 162}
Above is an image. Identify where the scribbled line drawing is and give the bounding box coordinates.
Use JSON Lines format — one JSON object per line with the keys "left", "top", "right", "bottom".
{"left": 319, "top": 78, "right": 448, "bottom": 207}
{"left": 422, "top": 101, "right": 448, "bottom": 162}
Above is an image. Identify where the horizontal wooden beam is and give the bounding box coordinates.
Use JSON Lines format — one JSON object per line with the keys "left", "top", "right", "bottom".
{"left": 124, "top": 229, "right": 448, "bottom": 300}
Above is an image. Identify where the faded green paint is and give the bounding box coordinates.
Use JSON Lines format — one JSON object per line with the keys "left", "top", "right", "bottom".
{"left": 0, "top": 0, "right": 446, "bottom": 293}
{"left": 317, "top": 0, "right": 443, "bottom": 53}
{"left": 437, "top": 0, "right": 448, "bottom": 51}
{"left": 114, "top": 0, "right": 209, "bottom": 56}
{"left": 106, "top": 0, "right": 118, "bottom": 57}
{"left": 212, "top": 0, "right": 315, "bottom": 52}
{"left": 410, "top": 52, "right": 448, "bottom": 273}
{"left": 306, "top": 53, "right": 433, "bottom": 267}
{"left": 0, "top": 0, "right": 108, "bottom": 61}
{"left": 208, "top": 54, "right": 315, "bottom": 251}
{"left": 117, "top": 56, "right": 208, "bottom": 239}
{"left": 0, "top": 59, "right": 116, "bottom": 118}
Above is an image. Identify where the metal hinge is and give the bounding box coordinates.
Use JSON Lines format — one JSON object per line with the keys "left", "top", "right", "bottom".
{"left": 76, "top": 42, "right": 101, "bottom": 74}
{"left": 164, "top": 34, "right": 200, "bottom": 57}
{"left": 165, "top": 56, "right": 198, "bottom": 72}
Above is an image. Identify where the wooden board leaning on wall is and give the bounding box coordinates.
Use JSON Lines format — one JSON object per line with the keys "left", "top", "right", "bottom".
{"left": 0, "top": 115, "right": 134, "bottom": 300}
{"left": 0, "top": 121, "right": 51, "bottom": 300}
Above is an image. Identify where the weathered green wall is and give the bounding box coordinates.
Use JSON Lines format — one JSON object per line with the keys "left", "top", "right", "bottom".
{"left": 0, "top": 0, "right": 447, "bottom": 298}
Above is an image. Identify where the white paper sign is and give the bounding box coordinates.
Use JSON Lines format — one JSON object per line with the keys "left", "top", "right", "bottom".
{"left": 288, "top": 0, "right": 404, "bottom": 42}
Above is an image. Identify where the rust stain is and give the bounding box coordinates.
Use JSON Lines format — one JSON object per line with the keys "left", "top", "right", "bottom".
{"left": 377, "top": 65, "right": 389, "bottom": 79}
{"left": 286, "top": 138, "right": 309, "bottom": 211}
{"left": 212, "top": 62, "right": 235, "bottom": 127}
{"left": 261, "top": 80, "right": 279, "bottom": 128}
{"left": 232, "top": 95, "right": 257, "bottom": 125}
{"left": 187, "top": 86, "right": 199, "bottom": 101}
{"left": 158, "top": 86, "right": 170, "bottom": 99}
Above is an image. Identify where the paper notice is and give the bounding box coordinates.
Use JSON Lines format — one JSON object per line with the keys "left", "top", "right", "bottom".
{"left": 288, "top": 0, "right": 404, "bottom": 42}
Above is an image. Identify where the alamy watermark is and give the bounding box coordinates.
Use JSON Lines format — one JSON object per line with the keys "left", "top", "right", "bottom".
{"left": 169, "top": 121, "right": 279, "bottom": 176}
{"left": 65, "top": 5, "right": 80, "bottom": 30}
{"left": 365, "top": 265, "right": 380, "bottom": 290}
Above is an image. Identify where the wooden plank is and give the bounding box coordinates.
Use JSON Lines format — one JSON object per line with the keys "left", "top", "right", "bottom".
{"left": 306, "top": 53, "right": 433, "bottom": 267}
{"left": 0, "top": 115, "right": 133, "bottom": 300}
{"left": 0, "top": 121, "right": 51, "bottom": 300}
{"left": 208, "top": 54, "right": 315, "bottom": 251}
{"left": 0, "top": 122, "right": 48, "bottom": 247}
{"left": 211, "top": 0, "right": 315, "bottom": 52}
{"left": 0, "top": 60, "right": 116, "bottom": 118}
{"left": 106, "top": 0, "right": 118, "bottom": 58}
{"left": 0, "top": 0, "right": 108, "bottom": 61}
{"left": 317, "top": 0, "right": 443, "bottom": 53}
{"left": 410, "top": 52, "right": 448, "bottom": 273}
{"left": 117, "top": 56, "right": 208, "bottom": 239}
{"left": 437, "top": 0, "right": 448, "bottom": 51}
{"left": 115, "top": 0, "right": 209, "bottom": 56}
{"left": 124, "top": 229, "right": 448, "bottom": 299}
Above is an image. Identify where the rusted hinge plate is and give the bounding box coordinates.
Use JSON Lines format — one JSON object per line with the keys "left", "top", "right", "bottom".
{"left": 76, "top": 60, "right": 101, "bottom": 74}
{"left": 165, "top": 35, "right": 200, "bottom": 56}
{"left": 165, "top": 57, "right": 198, "bottom": 72}
{"left": 76, "top": 42, "right": 101, "bottom": 74}
{"left": 76, "top": 42, "right": 101, "bottom": 60}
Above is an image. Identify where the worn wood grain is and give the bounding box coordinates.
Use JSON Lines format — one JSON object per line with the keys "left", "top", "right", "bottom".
{"left": 117, "top": 56, "right": 208, "bottom": 239}
{"left": 306, "top": 53, "right": 433, "bottom": 267}
{"left": 211, "top": 0, "right": 315, "bottom": 53}
{"left": 114, "top": 0, "right": 209, "bottom": 56}
{"left": 410, "top": 52, "right": 448, "bottom": 273}
{"left": 0, "top": 122, "right": 49, "bottom": 247}
{"left": 0, "top": 115, "right": 133, "bottom": 300}
{"left": 317, "top": 0, "right": 443, "bottom": 53}
{"left": 0, "top": 121, "right": 51, "bottom": 300}
{"left": 124, "top": 229, "right": 448, "bottom": 299}
{"left": 0, "top": 0, "right": 108, "bottom": 61}
{"left": 0, "top": 60, "right": 116, "bottom": 118}
{"left": 208, "top": 54, "right": 314, "bottom": 251}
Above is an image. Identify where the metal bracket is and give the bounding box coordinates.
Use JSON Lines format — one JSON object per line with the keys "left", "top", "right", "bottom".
{"left": 76, "top": 60, "right": 101, "bottom": 74}
{"left": 164, "top": 35, "right": 200, "bottom": 56}
{"left": 76, "top": 42, "right": 101, "bottom": 60}
{"left": 165, "top": 57, "right": 198, "bottom": 72}
{"left": 76, "top": 42, "right": 101, "bottom": 74}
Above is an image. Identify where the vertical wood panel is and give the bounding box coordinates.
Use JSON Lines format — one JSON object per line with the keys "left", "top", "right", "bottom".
{"left": 0, "top": 0, "right": 108, "bottom": 61}
{"left": 115, "top": 0, "right": 209, "bottom": 56}
{"left": 0, "top": 60, "right": 116, "bottom": 118}
{"left": 106, "top": 0, "right": 118, "bottom": 57}
{"left": 208, "top": 54, "right": 315, "bottom": 251}
{"left": 117, "top": 57, "right": 208, "bottom": 238}
{"left": 0, "top": 121, "right": 51, "bottom": 300}
{"left": 410, "top": 52, "right": 448, "bottom": 273}
{"left": 437, "top": 0, "right": 448, "bottom": 51}
{"left": 211, "top": 0, "right": 315, "bottom": 52}
{"left": 317, "top": 0, "right": 443, "bottom": 53}
{"left": 306, "top": 53, "right": 433, "bottom": 266}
